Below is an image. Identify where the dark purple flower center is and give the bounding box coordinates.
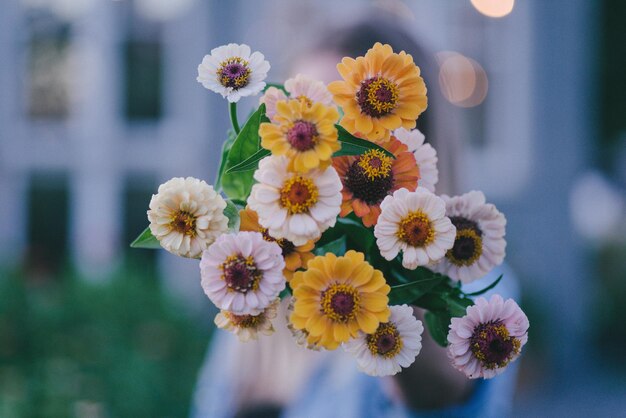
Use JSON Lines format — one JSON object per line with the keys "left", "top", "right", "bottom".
{"left": 447, "top": 217, "right": 483, "bottom": 265}
{"left": 287, "top": 120, "right": 318, "bottom": 151}
{"left": 366, "top": 323, "right": 403, "bottom": 358}
{"left": 356, "top": 76, "right": 399, "bottom": 118}
{"left": 222, "top": 255, "right": 260, "bottom": 293}
{"left": 345, "top": 157, "right": 394, "bottom": 205}
{"left": 217, "top": 58, "right": 251, "bottom": 89}
{"left": 470, "top": 320, "right": 520, "bottom": 369}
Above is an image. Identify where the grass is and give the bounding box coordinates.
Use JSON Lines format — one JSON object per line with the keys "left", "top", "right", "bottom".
{"left": 0, "top": 266, "right": 211, "bottom": 418}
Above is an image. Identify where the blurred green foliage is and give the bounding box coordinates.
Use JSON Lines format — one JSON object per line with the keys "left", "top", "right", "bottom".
{"left": 0, "top": 268, "right": 211, "bottom": 417}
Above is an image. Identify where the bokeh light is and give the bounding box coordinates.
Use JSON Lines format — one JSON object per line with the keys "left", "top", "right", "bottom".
{"left": 437, "top": 51, "right": 488, "bottom": 108}
{"left": 470, "top": 0, "right": 515, "bottom": 18}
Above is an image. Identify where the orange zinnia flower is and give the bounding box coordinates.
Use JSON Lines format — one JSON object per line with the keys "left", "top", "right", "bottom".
{"left": 328, "top": 43, "right": 428, "bottom": 142}
{"left": 333, "top": 136, "right": 419, "bottom": 227}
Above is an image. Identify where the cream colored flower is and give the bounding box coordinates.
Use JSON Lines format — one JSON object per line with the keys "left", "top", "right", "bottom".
{"left": 214, "top": 299, "right": 279, "bottom": 342}
{"left": 248, "top": 155, "right": 342, "bottom": 246}
{"left": 147, "top": 177, "right": 228, "bottom": 258}
{"left": 374, "top": 187, "right": 456, "bottom": 269}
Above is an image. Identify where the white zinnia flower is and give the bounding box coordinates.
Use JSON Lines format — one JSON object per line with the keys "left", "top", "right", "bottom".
{"left": 433, "top": 191, "right": 506, "bottom": 284}
{"left": 200, "top": 231, "right": 285, "bottom": 315}
{"left": 214, "top": 298, "right": 279, "bottom": 342}
{"left": 393, "top": 127, "right": 439, "bottom": 192}
{"left": 374, "top": 187, "right": 456, "bottom": 269}
{"left": 448, "top": 294, "right": 529, "bottom": 379}
{"left": 147, "top": 177, "right": 228, "bottom": 258}
{"left": 343, "top": 305, "right": 423, "bottom": 377}
{"left": 197, "top": 43, "right": 270, "bottom": 103}
{"left": 248, "top": 155, "right": 342, "bottom": 246}
{"left": 260, "top": 74, "right": 334, "bottom": 122}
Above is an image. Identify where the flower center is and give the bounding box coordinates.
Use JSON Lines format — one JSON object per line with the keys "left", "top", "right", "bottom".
{"left": 470, "top": 320, "right": 521, "bottom": 370}
{"left": 217, "top": 57, "right": 251, "bottom": 89}
{"left": 447, "top": 217, "right": 483, "bottom": 266}
{"left": 225, "top": 311, "right": 264, "bottom": 328}
{"left": 357, "top": 149, "right": 393, "bottom": 180}
{"left": 367, "top": 322, "right": 403, "bottom": 358}
{"left": 221, "top": 254, "right": 261, "bottom": 293}
{"left": 170, "top": 210, "right": 197, "bottom": 236}
{"left": 397, "top": 211, "right": 434, "bottom": 247}
{"left": 287, "top": 120, "right": 319, "bottom": 151}
{"left": 356, "top": 77, "right": 399, "bottom": 118}
{"left": 280, "top": 176, "right": 319, "bottom": 214}
{"left": 261, "top": 228, "right": 296, "bottom": 257}
{"left": 345, "top": 152, "right": 394, "bottom": 205}
{"left": 321, "top": 284, "right": 360, "bottom": 323}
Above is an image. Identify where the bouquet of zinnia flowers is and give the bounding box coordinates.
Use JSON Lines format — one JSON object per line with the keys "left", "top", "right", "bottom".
{"left": 131, "top": 42, "right": 529, "bottom": 379}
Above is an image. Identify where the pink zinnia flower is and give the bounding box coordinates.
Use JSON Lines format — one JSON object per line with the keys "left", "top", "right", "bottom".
{"left": 447, "top": 294, "right": 529, "bottom": 379}
{"left": 200, "top": 231, "right": 285, "bottom": 315}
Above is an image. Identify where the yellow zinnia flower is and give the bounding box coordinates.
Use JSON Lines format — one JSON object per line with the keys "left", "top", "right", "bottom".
{"left": 259, "top": 100, "right": 340, "bottom": 173}
{"left": 239, "top": 208, "right": 315, "bottom": 281}
{"left": 290, "top": 250, "right": 391, "bottom": 350}
{"left": 328, "top": 43, "right": 428, "bottom": 142}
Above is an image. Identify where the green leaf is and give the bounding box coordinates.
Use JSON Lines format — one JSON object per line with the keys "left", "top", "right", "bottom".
{"left": 130, "top": 227, "right": 161, "bottom": 249}
{"left": 424, "top": 311, "right": 451, "bottom": 347}
{"left": 388, "top": 273, "right": 446, "bottom": 305}
{"left": 224, "top": 200, "right": 241, "bottom": 231}
{"left": 314, "top": 235, "right": 347, "bottom": 256}
{"left": 220, "top": 104, "right": 268, "bottom": 201}
{"left": 464, "top": 274, "right": 503, "bottom": 297}
{"left": 215, "top": 129, "right": 237, "bottom": 191}
{"left": 226, "top": 148, "right": 270, "bottom": 173}
{"left": 334, "top": 125, "right": 395, "bottom": 158}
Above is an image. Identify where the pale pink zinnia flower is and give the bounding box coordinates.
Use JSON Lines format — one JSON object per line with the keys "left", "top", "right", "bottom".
{"left": 260, "top": 74, "right": 334, "bottom": 122}
{"left": 200, "top": 231, "right": 285, "bottom": 315}
{"left": 447, "top": 294, "right": 529, "bottom": 379}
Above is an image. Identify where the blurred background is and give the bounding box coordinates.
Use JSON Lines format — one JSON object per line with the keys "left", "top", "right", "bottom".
{"left": 0, "top": 0, "right": 625, "bottom": 416}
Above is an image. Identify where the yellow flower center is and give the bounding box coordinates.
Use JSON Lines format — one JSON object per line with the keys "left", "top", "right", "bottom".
{"left": 170, "top": 210, "right": 197, "bottom": 236}
{"left": 447, "top": 229, "right": 483, "bottom": 266}
{"left": 280, "top": 176, "right": 319, "bottom": 214}
{"left": 397, "top": 211, "right": 434, "bottom": 247}
{"left": 220, "top": 254, "right": 261, "bottom": 293}
{"left": 367, "top": 322, "right": 403, "bottom": 358}
{"left": 357, "top": 76, "right": 399, "bottom": 117}
{"left": 225, "top": 311, "right": 264, "bottom": 328}
{"left": 321, "top": 284, "right": 360, "bottom": 323}
{"left": 357, "top": 149, "right": 393, "bottom": 180}
{"left": 217, "top": 57, "right": 251, "bottom": 89}
{"left": 287, "top": 120, "right": 319, "bottom": 151}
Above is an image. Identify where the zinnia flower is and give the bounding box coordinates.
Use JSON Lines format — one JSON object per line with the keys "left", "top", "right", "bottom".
{"left": 239, "top": 207, "right": 315, "bottom": 281}
{"left": 447, "top": 294, "right": 529, "bottom": 379}
{"left": 393, "top": 127, "right": 439, "bottom": 192}
{"left": 200, "top": 231, "right": 285, "bottom": 315}
{"left": 197, "top": 43, "right": 270, "bottom": 103}
{"left": 214, "top": 298, "right": 279, "bottom": 342}
{"left": 343, "top": 304, "right": 423, "bottom": 376}
{"left": 289, "top": 250, "right": 391, "bottom": 350}
{"left": 333, "top": 136, "right": 419, "bottom": 227}
{"left": 374, "top": 187, "right": 456, "bottom": 269}
{"left": 259, "top": 99, "right": 340, "bottom": 173}
{"left": 328, "top": 42, "right": 428, "bottom": 142}
{"left": 433, "top": 191, "right": 506, "bottom": 284}
{"left": 261, "top": 74, "right": 334, "bottom": 122}
{"left": 248, "top": 155, "right": 342, "bottom": 246}
{"left": 147, "top": 177, "right": 228, "bottom": 258}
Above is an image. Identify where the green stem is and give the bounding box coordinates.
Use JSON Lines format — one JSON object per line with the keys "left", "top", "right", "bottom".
{"left": 229, "top": 102, "right": 241, "bottom": 135}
